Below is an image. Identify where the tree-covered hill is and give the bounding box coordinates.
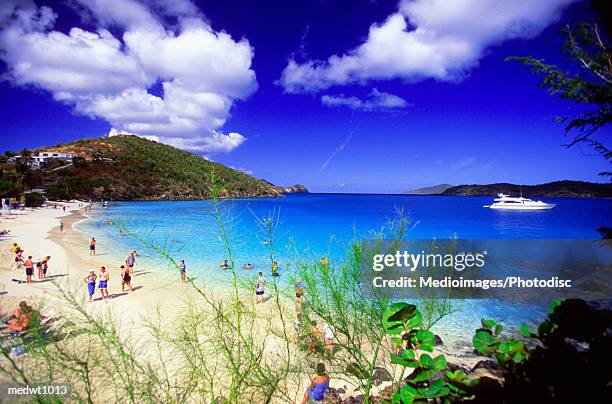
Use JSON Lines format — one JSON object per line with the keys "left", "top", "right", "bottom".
{"left": 442, "top": 180, "right": 612, "bottom": 198}
{"left": 2, "top": 135, "right": 281, "bottom": 201}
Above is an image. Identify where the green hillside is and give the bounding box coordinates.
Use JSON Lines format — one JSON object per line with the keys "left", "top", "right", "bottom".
{"left": 442, "top": 180, "right": 612, "bottom": 198}
{"left": 2, "top": 135, "right": 281, "bottom": 201}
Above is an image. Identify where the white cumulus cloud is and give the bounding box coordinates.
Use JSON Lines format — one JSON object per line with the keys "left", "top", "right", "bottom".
{"left": 321, "top": 88, "right": 409, "bottom": 111}
{"left": 279, "top": 0, "right": 577, "bottom": 93}
{"left": 0, "top": 0, "right": 257, "bottom": 154}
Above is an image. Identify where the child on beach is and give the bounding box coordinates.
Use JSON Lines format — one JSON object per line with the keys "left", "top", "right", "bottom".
{"left": 120, "top": 265, "right": 132, "bottom": 292}
{"left": 178, "top": 260, "right": 187, "bottom": 284}
{"left": 98, "top": 266, "right": 109, "bottom": 301}
{"left": 255, "top": 272, "right": 266, "bottom": 303}
{"left": 89, "top": 237, "right": 96, "bottom": 256}
{"left": 84, "top": 271, "right": 97, "bottom": 302}
{"left": 23, "top": 256, "right": 34, "bottom": 284}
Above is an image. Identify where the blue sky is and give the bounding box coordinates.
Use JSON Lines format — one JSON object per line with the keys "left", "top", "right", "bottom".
{"left": 0, "top": 0, "right": 609, "bottom": 193}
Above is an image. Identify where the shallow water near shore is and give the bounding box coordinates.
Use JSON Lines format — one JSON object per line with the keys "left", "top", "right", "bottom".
{"left": 76, "top": 193, "right": 611, "bottom": 340}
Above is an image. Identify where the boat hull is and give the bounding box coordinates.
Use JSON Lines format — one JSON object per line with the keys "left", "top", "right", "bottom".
{"left": 484, "top": 204, "right": 555, "bottom": 210}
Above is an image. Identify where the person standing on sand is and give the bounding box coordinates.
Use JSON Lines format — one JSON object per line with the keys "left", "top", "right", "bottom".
{"left": 120, "top": 265, "right": 132, "bottom": 293}
{"left": 89, "top": 237, "right": 96, "bottom": 256}
{"left": 98, "top": 266, "right": 109, "bottom": 301}
{"left": 84, "top": 271, "right": 97, "bottom": 303}
{"left": 255, "top": 272, "right": 266, "bottom": 303}
{"left": 125, "top": 251, "right": 136, "bottom": 275}
{"left": 40, "top": 256, "right": 50, "bottom": 279}
{"left": 178, "top": 260, "right": 187, "bottom": 284}
{"left": 295, "top": 277, "right": 305, "bottom": 315}
{"left": 23, "top": 256, "right": 34, "bottom": 283}
{"left": 59, "top": 220, "right": 64, "bottom": 232}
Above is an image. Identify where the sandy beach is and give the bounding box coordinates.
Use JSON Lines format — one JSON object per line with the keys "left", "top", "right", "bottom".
{"left": 0, "top": 204, "right": 347, "bottom": 402}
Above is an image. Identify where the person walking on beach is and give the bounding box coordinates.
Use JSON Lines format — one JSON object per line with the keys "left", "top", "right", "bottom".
{"left": 98, "top": 266, "right": 109, "bottom": 301}
{"left": 255, "top": 272, "right": 266, "bottom": 303}
{"left": 84, "top": 270, "right": 97, "bottom": 303}
{"left": 59, "top": 220, "right": 64, "bottom": 232}
{"left": 120, "top": 265, "right": 132, "bottom": 293}
{"left": 178, "top": 260, "right": 187, "bottom": 284}
{"left": 89, "top": 237, "right": 96, "bottom": 256}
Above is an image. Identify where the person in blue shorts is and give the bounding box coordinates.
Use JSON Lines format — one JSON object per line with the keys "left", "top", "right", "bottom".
{"left": 98, "top": 266, "right": 110, "bottom": 301}
{"left": 301, "top": 363, "right": 330, "bottom": 404}
{"left": 83, "top": 270, "right": 97, "bottom": 303}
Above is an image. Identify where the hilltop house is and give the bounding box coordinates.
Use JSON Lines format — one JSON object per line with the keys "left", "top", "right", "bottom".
{"left": 8, "top": 152, "right": 74, "bottom": 169}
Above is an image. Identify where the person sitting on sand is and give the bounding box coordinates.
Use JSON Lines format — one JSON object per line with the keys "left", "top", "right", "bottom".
{"left": 178, "top": 260, "right": 187, "bottom": 284}
{"left": 255, "top": 272, "right": 266, "bottom": 303}
{"left": 98, "top": 266, "right": 109, "bottom": 301}
{"left": 89, "top": 237, "right": 96, "bottom": 256}
{"left": 220, "top": 259, "right": 229, "bottom": 270}
{"left": 7, "top": 305, "right": 33, "bottom": 333}
{"left": 121, "top": 265, "right": 132, "bottom": 292}
{"left": 84, "top": 271, "right": 97, "bottom": 303}
{"left": 300, "top": 363, "right": 330, "bottom": 404}
{"left": 23, "top": 256, "right": 34, "bottom": 284}
{"left": 242, "top": 263, "right": 253, "bottom": 270}
{"left": 306, "top": 320, "right": 323, "bottom": 353}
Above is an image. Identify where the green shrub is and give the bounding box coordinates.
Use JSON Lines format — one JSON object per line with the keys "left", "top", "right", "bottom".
{"left": 24, "top": 192, "right": 45, "bottom": 207}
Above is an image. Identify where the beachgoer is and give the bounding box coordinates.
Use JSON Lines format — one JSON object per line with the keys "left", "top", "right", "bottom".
{"left": 62, "top": 206, "right": 66, "bottom": 212}
{"left": 39, "top": 256, "right": 50, "bottom": 279}
{"left": 294, "top": 315, "right": 302, "bottom": 341}
{"left": 271, "top": 261, "right": 279, "bottom": 276}
{"left": 255, "top": 272, "right": 266, "bottom": 303}
{"left": 59, "top": 220, "right": 64, "bottom": 232}
{"left": 306, "top": 321, "right": 322, "bottom": 353}
{"left": 36, "top": 260, "right": 43, "bottom": 280}
{"left": 83, "top": 271, "right": 97, "bottom": 303}
{"left": 98, "top": 266, "right": 109, "bottom": 301}
{"left": 7, "top": 305, "right": 33, "bottom": 333}
{"left": 125, "top": 251, "right": 136, "bottom": 275}
{"left": 220, "top": 259, "right": 229, "bottom": 269}
{"left": 323, "top": 323, "right": 335, "bottom": 355}
{"left": 300, "top": 363, "right": 330, "bottom": 404}
{"left": 178, "top": 260, "right": 187, "bottom": 284}
{"left": 120, "top": 265, "right": 132, "bottom": 292}
{"left": 320, "top": 257, "right": 329, "bottom": 266}
{"left": 24, "top": 256, "right": 34, "bottom": 283}
{"left": 242, "top": 263, "right": 253, "bottom": 270}
{"left": 89, "top": 237, "right": 96, "bottom": 256}
{"left": 294, "top": 278, "right": 305, "bottom": 315}
{"left": 10, "top": 243, "right": 21, "bottom": 254}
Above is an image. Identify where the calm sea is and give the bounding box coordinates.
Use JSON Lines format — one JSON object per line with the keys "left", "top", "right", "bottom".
{"left": 76, "top": 193, "right": 611, "bottom": 340}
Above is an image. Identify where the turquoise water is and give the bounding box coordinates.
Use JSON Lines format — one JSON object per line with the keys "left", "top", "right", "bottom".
{"left": 76, "top": 193, "right": 611, "bottom": 339}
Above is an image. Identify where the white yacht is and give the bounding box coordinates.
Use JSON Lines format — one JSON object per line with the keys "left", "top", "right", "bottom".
{"left": 484, "top": 193, "right": 555, "bottom": 210}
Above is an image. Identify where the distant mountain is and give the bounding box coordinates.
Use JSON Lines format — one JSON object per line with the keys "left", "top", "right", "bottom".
{"left": 261, "top": 180, "right": 309, "bottom": 194}
{"left": 4, "top": 135, "right": 283, "bottom": 200}
{"left": 403, "top": 184, "right": 453, "bottom": 195}
{"left": 442, "top": 181, "right": 612, "bottom": 198}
